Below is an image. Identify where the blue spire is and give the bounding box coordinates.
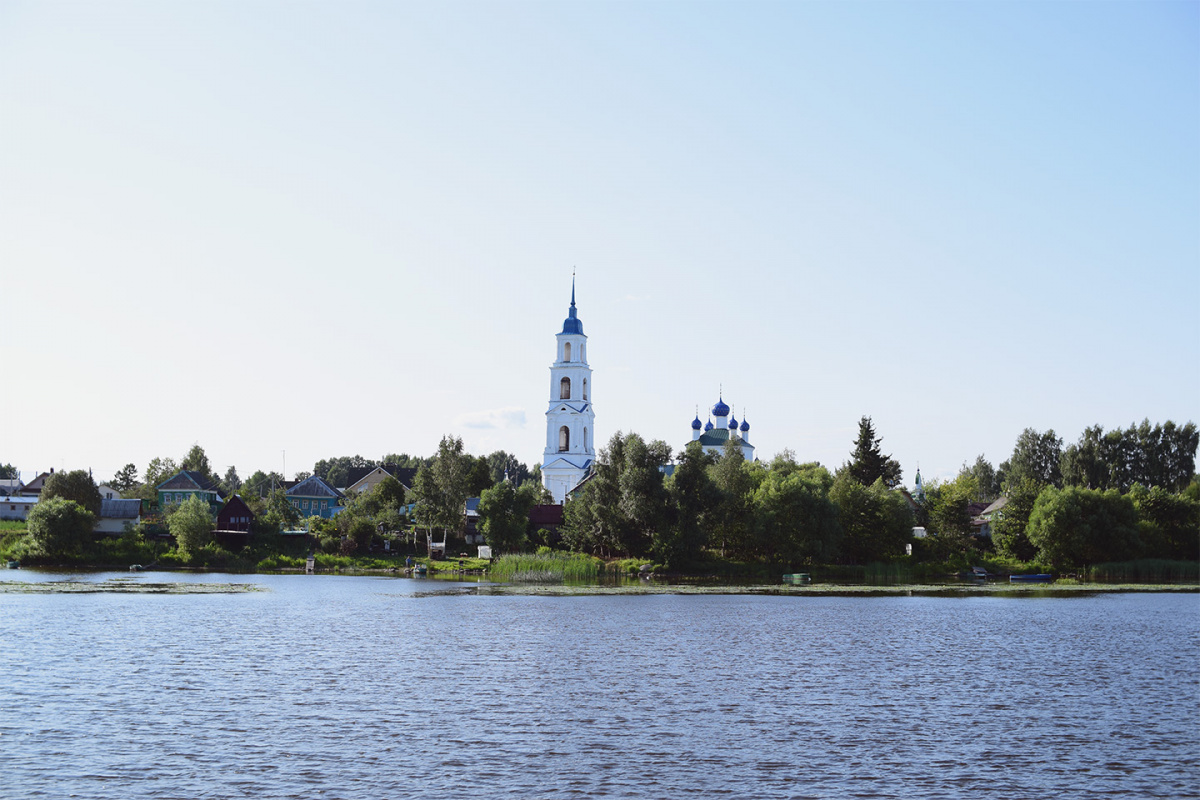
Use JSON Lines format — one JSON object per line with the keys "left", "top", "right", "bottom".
{"left": 561, "top": 274, "right": 584, "bottom": 335}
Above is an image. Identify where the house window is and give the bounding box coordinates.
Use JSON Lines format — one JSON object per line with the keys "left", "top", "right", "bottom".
{"left": 564, "top": 342, "right": 571, "bottom": 361}
{"left": 320, "top": 501, "right": 327, "bottom": 510}
{"left": 559, "top": 426, "right": 570, "bottom": 452}
{"left": 560, "top": 377, "right": 571, "bottom": 399}
{"left": 302, "top": 500, "right": 309, "bottom": 510}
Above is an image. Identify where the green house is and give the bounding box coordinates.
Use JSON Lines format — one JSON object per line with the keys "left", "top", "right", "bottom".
{"left": 157, "top": 470, "right": 225, "bottom": 512}
{"left": 286, "top": 475, "right": 344, "bottom": 519}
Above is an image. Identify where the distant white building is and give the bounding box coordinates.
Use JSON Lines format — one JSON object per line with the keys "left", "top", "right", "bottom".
{"left": 689, "top": 395, "right": 755, "bottom": 461}
{"left": 542, "top": 280, "right": 595, "bottom": 504}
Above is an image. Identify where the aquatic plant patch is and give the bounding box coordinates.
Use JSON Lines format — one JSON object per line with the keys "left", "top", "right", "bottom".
{"left": 0, "top": 579, "right": 264, "bottom": 594}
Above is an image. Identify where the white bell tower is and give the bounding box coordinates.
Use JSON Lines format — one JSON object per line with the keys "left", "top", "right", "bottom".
{"left": 542, "top": 279, "right": 595, "bottom": 504}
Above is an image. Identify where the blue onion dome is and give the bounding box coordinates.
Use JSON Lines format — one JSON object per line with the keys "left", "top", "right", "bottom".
{"left": 712, "top": 397, "right": 730, "bottom": 417}
{"left": 704, "top": 419, "right": 714, "bottom": 431}
{"left": 740, "top": 418, "right": 750, "bottom": 432}
{"left": 728, "top": 416, "right": 738, "bottom": 430}
{"left": 692, "top": 415, "right": 702, "bottom": 430}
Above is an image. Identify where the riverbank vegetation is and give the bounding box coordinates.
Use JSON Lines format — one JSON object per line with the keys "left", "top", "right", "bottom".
{"left": 2, "top": 418, "right": 1196, "bottom": 582}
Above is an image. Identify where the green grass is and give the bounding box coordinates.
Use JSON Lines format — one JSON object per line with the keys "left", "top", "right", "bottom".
{"left": 488, "top": 552, "right": 603, "bottom": 583}
{"left": 1087, "top": 559, "right": 1199, "bottom": 583}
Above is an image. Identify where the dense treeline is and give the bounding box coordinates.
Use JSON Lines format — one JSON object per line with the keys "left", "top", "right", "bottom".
{"left": 3, "top": 417, "right": 1196, "bottom": 573}
{"left": 561, "top": 418, "right": 912, "bottom": 569}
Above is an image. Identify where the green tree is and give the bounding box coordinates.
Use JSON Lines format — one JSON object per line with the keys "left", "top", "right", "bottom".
{"left": 169, "top": 494, "right": 215, "bottom": 557}
{"left": 412, "top": 436, "right": 472, "bottom": 551}
{"left": 1129, "top": 484, "right": 1200, "bottom": 560}
{"left": 829, "top": 473, "right": 913, "bottom": 563}
{"left": 485, "top": 450, "right": 533, "bottom": 488}
{"left": 466, "top": 455, "right": 495, "bottom": 497}
{"left": 1001, "top": 428, "right": 1063, "bottom": 491}
{"left": 223, "top": 466, "right": 242, "bottom": 493}
{"left": 927, "top": 472, "right": 978, "bottom": 558}
{"left": 41, "top": 470, "right": 102, "bottom": 517}
{"left": 181, "top": 445, "right": 217, "bottom": 482}
{"left": 844, "top": 416, "right": 902, "bottom": 488}
{"left": 144, "top": 457, "right": 178, "bottom": 490}
{"left": 111, "top": 463, "right": 140, "bottom": 494}
{"left": 959, "top": 456, "right": 1000, "bottom": 501}
{"left": 27, "top": 497, "right": 95, "bottom": 557}
{"left": 991, "top": 478, "right": 1042, "bottom": 561}
{"left": 0, "top": 463, "right": 17, "bottom": 480}
{"left": 659, "top": 442, "right": 717, "bottom": 567}
{"left": 562, "top": 434, "right": 627, "bottom": 556}
{"left": 709, "top": 440, "right": 760, "bottom": 558}
{"left": 752, "top": 455, "right": 840, "bottom": 565}
{"left": 243, "top": 470, "right": 284, "bottom": 498}
{"left": 477, "top": 481, "right": 539, "bottom": 553}
{"left": 1026, "top": 486, "right": 1139, "bottom": 569}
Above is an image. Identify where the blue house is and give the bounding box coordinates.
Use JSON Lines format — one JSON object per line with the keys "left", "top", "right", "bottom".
{"left": 286, "top": 475, "right": 344, "bottom": 519}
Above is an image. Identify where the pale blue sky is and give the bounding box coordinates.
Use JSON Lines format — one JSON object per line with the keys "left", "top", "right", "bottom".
{"left": 1, "top": 1, "right": 1196, "bottom": 487}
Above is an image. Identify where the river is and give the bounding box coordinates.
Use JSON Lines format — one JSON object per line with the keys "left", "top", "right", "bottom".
{"left": 1, "top": 571, "right": 1196, "bottom": 799}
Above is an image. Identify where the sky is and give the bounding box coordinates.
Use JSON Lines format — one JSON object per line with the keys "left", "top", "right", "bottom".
{"left": 1, "top": 1, "right": 1197, "bottom": 489}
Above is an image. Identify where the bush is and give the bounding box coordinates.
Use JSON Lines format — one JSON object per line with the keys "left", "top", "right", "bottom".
{"left": 27, "top": 498, "right": 95, "bottom": 558}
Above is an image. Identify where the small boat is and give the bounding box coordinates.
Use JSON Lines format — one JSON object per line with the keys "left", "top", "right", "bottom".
{"left": 6, "top": 560, "right": 18, "bottom": 569}
{"left": 414, "top": 563, "right": 428, "bottom": 576}
{"left": 1009, "top": 573, "right": 1054, "bottom": 583}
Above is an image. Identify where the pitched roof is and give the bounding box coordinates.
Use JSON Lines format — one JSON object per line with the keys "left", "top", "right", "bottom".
{"left": 286, "top": 474, "right": 344, "bottom": 499}
{"left": 345, "top": 464, "right": 419, "bottom": 490}
{"left": 158, "top": 470, "right": 225, "bottom": 496}
{"left": 219, "top": 495, "right": 256, "bottom": 518}
{"left": 100, "top": 498, "right": 142, "bottom": 519}
{"left": 0, "top": 479, "right": 23, "bottom": 496}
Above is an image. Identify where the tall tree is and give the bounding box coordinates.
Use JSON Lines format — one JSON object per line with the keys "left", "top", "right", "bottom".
{"left": 752, "top": 456, "right": 840, "bottom": 565}
{"left": 845, "top": 416, "right": 902, "bottom": 488}
{"left": 181, "top": 445, "right": 217, "bottom": 482}
{"left": 1128, "top": 484, "right": 1200, "bottom": 561}
{"left": 709, "top": 440, "right": 761, "bottom": 558}
{"left": 660, "top": 442, "right": 717, "bottom": 567}
{"left": 411, "top": 436, "right": 472, "bottom": 550}
{"left": 1001, "top": 428, "right": 1063, "bottom": 491}
{"left": 223, "top": 466, "right": 242, "bottom": 493}
{"left": 0, "top": 463, "right": 18, "bottom": 480}
{"left": 562, "top": 433, "right": 627, "bottom": 557}
{"left": 829, "top": 473, "right": 913, "bottom": 563}
{"left": 991, "top": 478, "right": 1042, "bottom": 562}
{"left": 144, "top": 457, "right": 178, "bottom": 489}
{"left": 111, "top": 464, "right": 140, "bottom": 494}
{"left": 926, "top": 473, "right": 979, "bottom": 558}
{"left": 41, "top": 470, "right": 102, "bottom": 517}
{"left": 959, "top": 456, "right": 1000, "bottom": 501}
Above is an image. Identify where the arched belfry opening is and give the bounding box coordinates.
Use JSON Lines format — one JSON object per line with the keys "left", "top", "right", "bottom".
{"left": 564, "top": 342, "right": 572, "bottom": 361}
{"left": 559, "top": 426, "right": 570, "bottom": 452}
{"left": 560, "top": 377, "right": 571, "bottom": 399}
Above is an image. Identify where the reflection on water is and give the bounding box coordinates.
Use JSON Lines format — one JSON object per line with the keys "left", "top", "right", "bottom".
{"left": 1, "top": 571, "right": 1196, "bottom": 799}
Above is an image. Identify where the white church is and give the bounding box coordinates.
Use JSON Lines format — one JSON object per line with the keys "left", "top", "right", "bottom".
{"left": 541, "top": 281, "right": 595, "bottom": 504}
{"left": 690, "top": 396, "right": 755, "bottom": 461}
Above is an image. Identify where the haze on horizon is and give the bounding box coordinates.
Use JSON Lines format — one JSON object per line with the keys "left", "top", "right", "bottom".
{"left": 1, "top": 1, "right": 1196, "bottom": 489}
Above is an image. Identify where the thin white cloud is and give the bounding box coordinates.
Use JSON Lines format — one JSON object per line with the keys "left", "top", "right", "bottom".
{"left": 456, "top": 407, "right": 527, "bottom": 430}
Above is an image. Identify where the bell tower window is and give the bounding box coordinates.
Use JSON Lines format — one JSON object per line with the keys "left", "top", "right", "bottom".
{"left": 559, "top": 426, "right": 570, "bottom": 452}
{"left": 560, "top": 377, "right": 571, "bottom": 399}
{"left": 583, "top": 378, "right": 588, "bottom": 400}
{"left": 564, "top": 342, "right": 571, "bottom": 361}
